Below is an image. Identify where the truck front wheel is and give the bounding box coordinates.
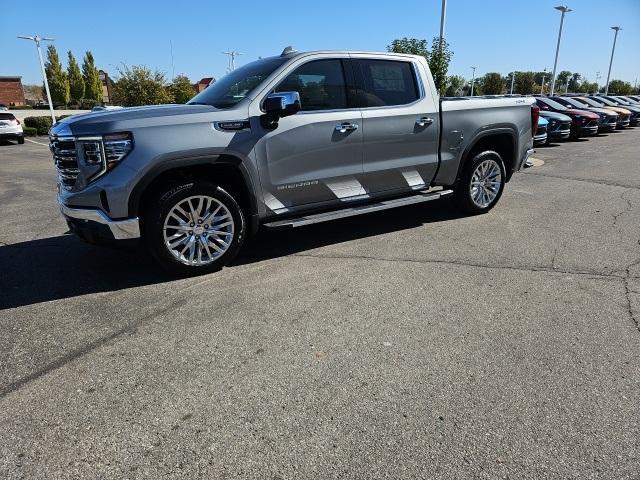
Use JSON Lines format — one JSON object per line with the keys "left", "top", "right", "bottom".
{"left": 454, "top": 150, "right": 506, "bottom": 214}
{"left": 143, "top": 181, "right": 246, "bottom": 276}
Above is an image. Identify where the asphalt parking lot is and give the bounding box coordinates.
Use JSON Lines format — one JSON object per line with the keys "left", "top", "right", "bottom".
{"left": 1, "top": 131, "right": 639, "bottom": 478}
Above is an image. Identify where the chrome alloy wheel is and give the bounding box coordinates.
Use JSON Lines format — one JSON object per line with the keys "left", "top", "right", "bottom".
{"left": 162, "top": 195, "right": 234, "bottom": 266}
{"left": 470, "top": 159, "right": 502, "bottom": 208}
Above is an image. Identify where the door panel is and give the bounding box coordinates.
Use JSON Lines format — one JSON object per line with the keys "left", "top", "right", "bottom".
{"left": 252, "top": 58, "right": 365, "bottom": 213}
{"left": 353, "top": 58, "right": 440, "bottom": 194}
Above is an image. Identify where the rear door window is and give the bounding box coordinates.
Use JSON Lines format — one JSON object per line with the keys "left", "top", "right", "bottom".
{"left": 0, "top": 113, "right": 16, "bottom": 121}
{"left": 353, "top": 59, "right": 420, "bottom": 107}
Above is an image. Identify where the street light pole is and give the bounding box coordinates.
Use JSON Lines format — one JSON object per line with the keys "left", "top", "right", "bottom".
{"left": 550, "top": 5, "right": 572, "bottom": 95}
{"left": 541, "top": 69, "right": 547, "bottom": 94}
{"left": 605, "top": 26, "right": 622, "bottom": 95}
{"left": 470, "top": 66, "right": 477, "bottom": 96}
{"left": 595, "top": 71, "right": 601, "bottom": 94}
{"left": 510, "top": 72, "right": 516, "bottom": 94}
{"left": 17, "top": 35, "right": 56, "bottom": 124}
{"left": 439, "top": 0, "right": 447, "bottom": 43}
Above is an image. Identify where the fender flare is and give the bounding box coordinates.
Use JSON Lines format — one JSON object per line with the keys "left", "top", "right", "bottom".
{"left": 454, "top": 126, "right": 518, "bottom": 183}
{"left": 127, "top": 149, "right": 258, "bottom": 221}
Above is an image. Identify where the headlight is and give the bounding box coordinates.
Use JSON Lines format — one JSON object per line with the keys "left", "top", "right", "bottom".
{"left": 104, "top": 132, "right": 133, "bottom": 169}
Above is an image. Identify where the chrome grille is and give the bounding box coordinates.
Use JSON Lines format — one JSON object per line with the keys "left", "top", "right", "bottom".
{"left": 50, "top": 136, "right": 79, "bottom": 191}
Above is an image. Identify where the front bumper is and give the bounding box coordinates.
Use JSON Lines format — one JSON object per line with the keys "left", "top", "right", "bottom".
{"left": 548, "top": 128, "right": 571, "bottom": 140}
{"left": 580, "top": 125, "right": 599, "bottom": 136}
{"left": 59, "top": 200, "right": 140, "bottom": 240}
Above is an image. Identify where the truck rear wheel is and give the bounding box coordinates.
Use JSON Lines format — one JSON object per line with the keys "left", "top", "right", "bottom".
{"left": 454, "top": 150, "right": 506, "bottom": 214}
{"left": 144, "top": 181, "right": 246, "bottom": 276}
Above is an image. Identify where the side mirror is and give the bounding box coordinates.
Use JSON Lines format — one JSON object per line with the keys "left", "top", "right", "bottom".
{"left": 263, "top": 91, "right": 301, "bottom": 118}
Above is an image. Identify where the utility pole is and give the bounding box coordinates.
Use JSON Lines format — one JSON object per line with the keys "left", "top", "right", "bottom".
{"left": 17, "top": 34, "right": 56, "bottom": 124}
{"left": 439, "top": 0, "right": 447, "bottom": 43}
{"left": 221, "top": 50, "right": 243, "bottom": 71}
{"left": 470, "top": 66, "right": 477, "bottom": 96}
{"left": 550, "top": 5, "right": 572, "bottom": 95}
{"left": 605, "top": 26, "right": 622, "bottom": 95}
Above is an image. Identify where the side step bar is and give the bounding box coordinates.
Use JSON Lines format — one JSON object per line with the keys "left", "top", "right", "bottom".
{"left": 263, "top": 189, "right": 454, "bottom": 229}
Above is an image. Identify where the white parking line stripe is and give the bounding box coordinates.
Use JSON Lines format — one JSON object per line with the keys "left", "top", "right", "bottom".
{"left": 24, "top": 138, "right": 49, "bottom": 146}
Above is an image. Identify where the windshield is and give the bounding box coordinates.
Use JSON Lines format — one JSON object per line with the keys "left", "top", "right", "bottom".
{"left": 188, "top": 57, "right": 288, "bottom": 109}
{"left": 593, "top": 97, "right": 616, "bottom": 106}
{"left": 579, "top": 97, "right": 605, "bottom": 107}
{"left": 561, "top": 97, "right": 589, "bottom": 109}
{"left": 540, "top": 97, "right": 567, "bottom": 110}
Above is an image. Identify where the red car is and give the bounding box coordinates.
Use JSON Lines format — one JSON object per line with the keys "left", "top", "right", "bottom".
{"left": 535, "top": 96, "right": 600, "bottom": 138}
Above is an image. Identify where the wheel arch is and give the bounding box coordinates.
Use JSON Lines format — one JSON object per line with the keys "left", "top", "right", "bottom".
{"left": 455, "top": 128, "right": 517, "bottom": 184}
{"left": 129, "top": 153, "right": 259, "bottom": 234}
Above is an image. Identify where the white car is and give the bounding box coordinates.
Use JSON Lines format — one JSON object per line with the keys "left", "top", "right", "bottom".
{"left": 0, "top": 112, "right": 24, "bottom": 144}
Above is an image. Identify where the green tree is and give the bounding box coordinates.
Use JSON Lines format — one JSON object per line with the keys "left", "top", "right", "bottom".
{"left": 556, "top": 70, "right": 572, "bottom": 92}
{"left": 387, "top": 37, "right": 429, "bottom": 58}
{"left": 82, "top": 51, "right": 103, "bottom": 102}
{"left": 445, "top": 75, "right": 466, "bottom": 97}
{"left": 387, "top": 36, "right": 453, "bottom": 94}
{"left": 515, "top": 71, "right": 536, "bottom": 94}
{"left": 170, "top": 75, "right": 195, "bottom": 103}
{"left": 568, "top": 72, "right": 581, "bottom": 92}
{"left": 428, "top": 37, "right": 453, "bottom": 95}
{"left": 112, "top": 65, "right": 173, "bottom": 106}
{"left": 67, "top": 51, "right": 85, "bottom": 103}
{"left": 480, "top": 72, "right": 506, "bottom": 94}
{"left": 607, "top": 79, "right": 633, "bottom": 95}
{"left": 578, "top": 81, "right": 598, "bottom": 94}
{"left": 45, "top": 45, "right": 69, "bottom": 106}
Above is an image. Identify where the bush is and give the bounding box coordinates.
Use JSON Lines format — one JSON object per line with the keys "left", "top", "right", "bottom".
{"left": 79, "top": 98, "right": 99, "bottom": 110}
{"left": 23, "top": 127, "right": 38, "bottom": 136}
{"left": 9, "top": 105, "right": 33, "bottom": 110}
{"left": 56, "top": 115, "right": 71, "bottom": 121}
{"left": 24, "top": 116, "right": 53, "bottom": 135}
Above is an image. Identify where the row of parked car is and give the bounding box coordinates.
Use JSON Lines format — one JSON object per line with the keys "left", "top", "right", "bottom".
{"left": 532, "top": 94, "right": 640, "bottom": 146}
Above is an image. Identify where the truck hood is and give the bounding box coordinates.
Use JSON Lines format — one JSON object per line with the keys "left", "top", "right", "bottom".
{"left": 539, "top": 110, "right": 572, "bottom": 122}
{"left": 51, "top": 104, "right": 222, "bottom": 136}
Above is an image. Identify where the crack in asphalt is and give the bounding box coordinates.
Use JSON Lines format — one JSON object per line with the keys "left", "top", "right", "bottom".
{"left": 291, "top": 252, "right": 632, "bottom": 280}
{"left": 612, "top": 190, "right": 634, "bottom": 232}
{"left": 0, "top": 297, "right": 188, "bottom": 400}
{"left": 522, "top": 171, "right": 640, "bottom": 190}
{"left": 624, "top": 259, "right": 640, "bottom": 333}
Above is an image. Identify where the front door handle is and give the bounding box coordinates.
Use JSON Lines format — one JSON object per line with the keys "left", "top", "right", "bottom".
{"left": 335, "top": 122, "right": 358, "bottom": 133}
{"left": 416, "top": 116, "right": 434, "bottom": 127}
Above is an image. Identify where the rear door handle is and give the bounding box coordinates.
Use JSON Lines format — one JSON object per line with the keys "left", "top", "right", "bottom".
{"left": 416, "top": 117, "right": 434, "bottom": 127}
{"left": 335, "top": 122, "right": 358, "bottom": 133}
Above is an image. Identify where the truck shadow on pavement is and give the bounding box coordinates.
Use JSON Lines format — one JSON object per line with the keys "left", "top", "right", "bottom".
{"left": 0, "top": 199, "right": 468, "bottom": 310}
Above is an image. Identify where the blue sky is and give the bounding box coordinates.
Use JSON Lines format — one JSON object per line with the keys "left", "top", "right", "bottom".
{"left": 4, "top": 0, "right": 639, "bottom": 87}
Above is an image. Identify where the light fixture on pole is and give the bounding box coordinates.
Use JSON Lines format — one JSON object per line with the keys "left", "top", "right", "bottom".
{"left": 17, "top": 34, "right": 56, "bottom": 124}
{"left": 550, "top": 5, "right": 572, "bottom": 95}
{"left": 510, "top": 71, "right": 516, "bottom": 94}
{"left": 470, "top": 66, "right": 477, "bottom": 96}
{"left": 605, "top": 26, "right": 622, "bottom": 95}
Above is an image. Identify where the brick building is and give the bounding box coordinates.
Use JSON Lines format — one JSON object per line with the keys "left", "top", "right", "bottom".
{"left": 194, "top": 77, "right": 215, "bottom": 93}
{"left": 0, "top": 76, "right": 26, "bottom": 106}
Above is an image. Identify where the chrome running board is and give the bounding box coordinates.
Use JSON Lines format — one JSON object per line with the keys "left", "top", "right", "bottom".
{"left": 263, "top": 189, "right": 454, "bottom": 229}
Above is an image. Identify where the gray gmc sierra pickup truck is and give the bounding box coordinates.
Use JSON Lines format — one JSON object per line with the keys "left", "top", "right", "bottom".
{"left": 51, "top": 48, "right": 538, "bottom": 275}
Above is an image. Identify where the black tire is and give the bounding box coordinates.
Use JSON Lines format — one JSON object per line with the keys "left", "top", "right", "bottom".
{"left": 454, "top": 150, "right": 506, "bottom": 214}
{"left": 143, "top": 181, "right": 246, "bottom": 276}
{"left": 17, "top": 136, "right": 25, "bottom": 144}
